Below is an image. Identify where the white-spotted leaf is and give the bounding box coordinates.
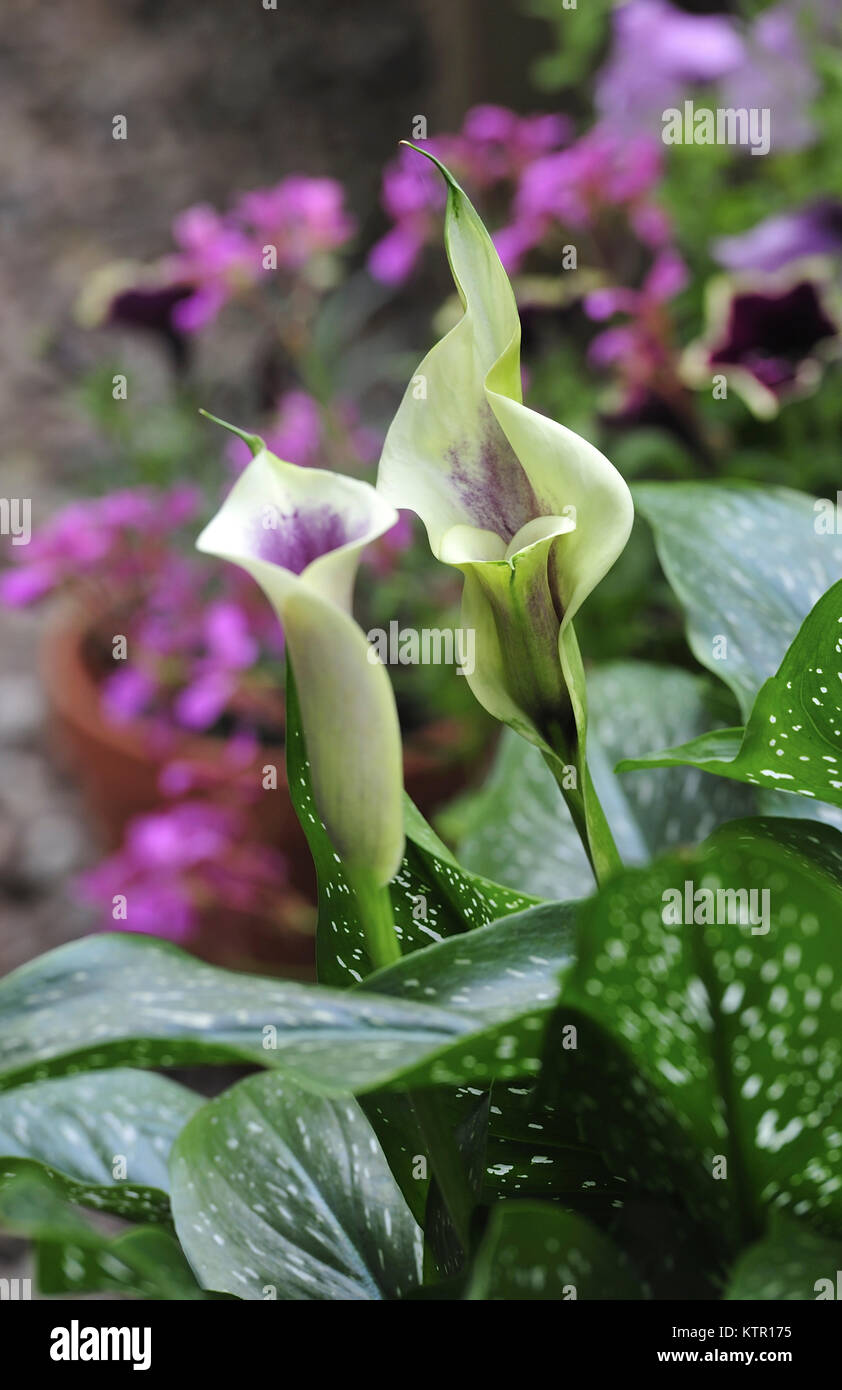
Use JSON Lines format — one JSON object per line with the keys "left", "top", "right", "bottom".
{"left": 170, "top": 1071, "right": 422, "bottom": 1300}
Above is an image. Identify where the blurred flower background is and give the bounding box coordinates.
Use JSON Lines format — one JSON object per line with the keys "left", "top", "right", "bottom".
{"left": 2, "top": 0, "right": 841, "bottom": 977}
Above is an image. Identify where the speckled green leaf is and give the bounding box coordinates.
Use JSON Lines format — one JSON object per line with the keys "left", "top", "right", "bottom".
{"left": 362, "top": 901, "right": 573, "bottom": 1088}
{"left": 0, "top": 933, "right": 466, "bottom": 1093}
{"left": 170, "top": 1071, "right": 422, "bottom": 1300}
{"left": 0, "top": 1069, "right": 200, "bottom": 1220}
{"left": 285, "top": 668, "right": 535, "bottom": 986}
{"left": 0, "top": 912, "right": 569, "bottom": 1096}
{"left": 555, "top": 817, "right": 842, "bottom": 1249}
{"left": 465, "top": 1202, "right": 640, "bottom": 1300}
{"left": 636, "top": 483, "right": 842, "bottom": 717}
{"left": 359, "top": 904, "right": 576, "bottom": 1247}
{"left": 618, "top": 579, "right": 842, "bottom": 814}
{"left": 0, "top": 1171, "right": 207, "bottom": 1299}
{"left": 451, "top": 662, "right": 754, "bottom": 900}
{"left": 725, "top": 1215, "right": 842, "bottom": 1300}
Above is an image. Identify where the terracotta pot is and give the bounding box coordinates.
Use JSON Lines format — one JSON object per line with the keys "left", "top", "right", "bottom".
{"left": 40, "top": 608, "right": 486, "bottom": 971}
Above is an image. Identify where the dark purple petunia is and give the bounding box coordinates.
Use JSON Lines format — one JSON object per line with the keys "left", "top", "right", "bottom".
{"left": 108, "top": 282, "right": 195, "bottom": 369}
{"left": 709, "top": 281, "right": 837, "bottom": 393}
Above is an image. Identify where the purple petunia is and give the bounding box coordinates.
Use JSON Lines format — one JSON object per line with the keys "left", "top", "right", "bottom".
{"left": 596, "top": 0, "right": 744, "bottom": 130}
{"left": 712, "top": 201, "right": 842, "bottom": 274}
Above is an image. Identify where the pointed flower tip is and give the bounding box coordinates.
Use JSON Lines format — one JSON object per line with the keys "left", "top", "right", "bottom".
{"left": 199, "top": 408, "right": 265, "bottom": 459}
{"left": 398, "top": 140, "right": 463, "bottom": 196}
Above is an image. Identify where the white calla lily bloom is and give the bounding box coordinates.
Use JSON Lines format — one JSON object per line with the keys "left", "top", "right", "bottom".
{"left": 197, "top": 420, "right": 404, "bottom": 885}
{"left": 377, "top": 148, "right": 634, "bottom": 753}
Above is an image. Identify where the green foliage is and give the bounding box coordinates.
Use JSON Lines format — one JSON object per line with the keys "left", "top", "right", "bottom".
{"left": 620, "top": 572, "right": 842, "bottom": 814}
{"left": 170, "top": 1072, "right": 422, "bottom": 1301}
{"left": 447, "top": 661, "right": 754, "bottom": 900}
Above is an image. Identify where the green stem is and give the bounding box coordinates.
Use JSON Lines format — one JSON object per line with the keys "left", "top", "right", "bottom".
{"left": 348, "top": 865, "right": 474, "bottom": 1265}
{"left": 345, "top": 865, "right": 401, "bottom": 970}
{"left": 544, "top": 750, "right": 623, "bottom": 889}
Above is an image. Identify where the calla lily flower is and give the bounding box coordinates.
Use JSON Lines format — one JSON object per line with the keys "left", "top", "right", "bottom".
{"left": 196, "top": 418, "right": 404, "bottom": 886}
{"left": 377, "top": 147, "right": 633, "bottom": 759}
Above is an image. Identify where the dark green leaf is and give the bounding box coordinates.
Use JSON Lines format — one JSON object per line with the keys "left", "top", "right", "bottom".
{"left": 452, "top": 662, "right": 754, "bottom": 900}
{"left": 0, "top": 932, "right": 467, "bottom": 1093}
{"left": 553, "top": 818, "right": 842, "bottom": 1249}
{"left": 635, "top": 482, "right": 842, "bottom": 717}
{"left": 0, "top": 1171, "right": 206, "bottom": 1299}
{"left": 465, "top": 1202, "right": 640, "bottom": 1300}
{"left": 725, "top": 1216, "right": 842, "bottom": 1301}
{"left": 170, "top": 1071, "right": 421, "bottom": 1300}
{"left": 0, "top": 911, "right": 569, "bottom": 1095}
{"left": 618, "top": 579, "right": 842, "bottom": 813}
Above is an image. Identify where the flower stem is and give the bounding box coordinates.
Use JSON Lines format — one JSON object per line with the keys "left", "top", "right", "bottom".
{"left": 345, "top": 865, "right": 402, "bottom": 970}
{"left": 544, "top": 750, "right": 623, "bottom": 889}
{"left": 350, "top": 866, "right": 474, "bottom": 1267}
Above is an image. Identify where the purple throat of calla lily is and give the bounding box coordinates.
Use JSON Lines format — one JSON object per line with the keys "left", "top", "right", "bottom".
{"left": 251, "top": 504, "right": 369, "bottom": 575}
{"left": 195, "top": 410, "right": 397, "bottom": 590}
{"left": 446, "top": 427, "right": 539, "bottom": 544}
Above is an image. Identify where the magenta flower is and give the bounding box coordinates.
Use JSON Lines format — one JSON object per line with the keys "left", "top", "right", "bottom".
{"left": 76, "top": 800, "right": 287, "bottom": 943}
{"left": 101, "top": 667, "right": 159, "bottom": 725}
{"left": 515, "top": 127, "right": 662, "bottom": 230}
{"left": 0, "top": 485, "right": 201, "bottom": 608}
{"left": 367, "top": 509, "right": 415, "bottom": 576}
{"left": 170, "top": 204, "right": 258, "bottom": 333}
{"left": 172, "top": 601, "right": 259, "bottom": 733}
{"left": 497, "top": 126, "right": 666, "bottom": 272}
{"left": 236, "top": 176, "right": 355, "bottom": 269}
{"left": 368, "top": 107, "right": 570, "bottom": 285}
{"left": 585, "top": 250, "right": 688, "bottom": 365}
{"left": 458, "top": 106, "right": 571, "bottom": 185}
{"left": 368, "top": 146, "right": 446, "bottom": 284}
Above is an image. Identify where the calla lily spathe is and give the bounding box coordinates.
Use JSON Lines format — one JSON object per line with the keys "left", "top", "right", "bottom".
{"left": 197, "top": 420, "right": 404, "bottom": 885}
{"left": 377, "top": 146, "right": 634, "bottom": 754}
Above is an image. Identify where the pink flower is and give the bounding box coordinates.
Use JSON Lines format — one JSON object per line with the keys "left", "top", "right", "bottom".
{"left": 170, "top": 205, "right": 258, "bottom": 333}
{"left": 101, "top": 667, "right": 158, "bottom": 724}
{"left": 367, "top": 509, "right": 414, "bottom": 576}
{"left": 460, "top": 106, "right": 571, "bottom": 184}
{"left": 585, "top": 251, "right": 689, "bottom": 400}
{"left": 0, "top": 486, "right": 201, "bottom": 607}
{"left": 76, "top": 800, "right": 288, "bottom": 942}
{"left": 516, "top": 128, "right": 662, "bottom": 231}
{"left": 236, "top": 176, "right": 355, "bottom": 269}
{"left": 368, "top": 222, "right": 428, "bottom": 285}
{"left": 496, "top": 126, "right": 666, "bottom": 272}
